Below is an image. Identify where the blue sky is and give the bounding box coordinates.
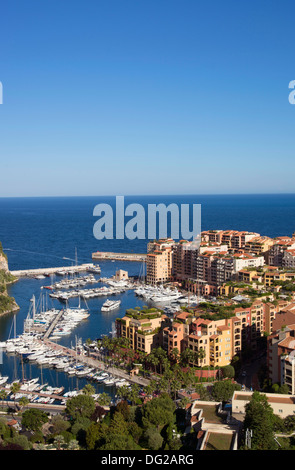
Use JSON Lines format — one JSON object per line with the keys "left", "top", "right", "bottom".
{"left": 0, "top": 0, "right": 294, "bottom": 197}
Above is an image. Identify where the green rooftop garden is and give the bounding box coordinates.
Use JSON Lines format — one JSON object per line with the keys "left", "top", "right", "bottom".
{"left": 125, "top": 306, "right": 162, "bottom": 320}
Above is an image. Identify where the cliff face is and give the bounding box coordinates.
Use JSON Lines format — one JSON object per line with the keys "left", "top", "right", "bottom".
{"left": 0, "top": 242, "right": 19, "bottom": 315}
{"left": 0, "top": 252, "right": 9, "bottom": 272}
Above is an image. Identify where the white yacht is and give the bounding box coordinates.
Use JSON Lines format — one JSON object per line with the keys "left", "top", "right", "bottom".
{"left": 101, "top": 299, "right": 121, "bottom": 312}
{"left": 103, "top": 376, "right": 116, "bottom": 385}
{"left": 0, "top": 375, "right": 9, "bottom": 385}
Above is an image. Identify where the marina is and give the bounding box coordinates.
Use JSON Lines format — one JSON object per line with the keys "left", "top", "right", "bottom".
{"left": 0, "top": 330, "right": 150, "bottom": 409}
{"left": 0, "top": 243, "right": 202, "bottom": 409}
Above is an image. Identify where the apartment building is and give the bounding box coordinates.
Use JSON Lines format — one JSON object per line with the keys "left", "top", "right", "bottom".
{"left": 238, "top": 269, "right": 263, "bottom": 284}
{"left": 201, "top": 230, "right": 259, "bottom": 250}
{"left": 263, "top": 270, "right": 287, "bottom": 287}
{"left": 225, "top": 300, "right": 267, "bottom": 356}
{"left": 162, "top": 317, "right": 190, "bottom": 358}
{"left": 244, "top": 235, "right": 274, "bottom": 260}
{"left": 193, "top": 252, "right": 235, "bottom": 286}
{"left": 187, "top": 317, "right": 232, "bottom": 368}
{"left": 232, "top": 253, "right": 265, "bottom": 272}
{"left": 172, "top": 240, "right": 193, "bottom": 282}
{"left": 115, "top": 311, "right": 166, "bottom": 354}
{"left": 282, "top": 249, "right": 295, "bottom": 269}
{"left": 146, "top": 238, "right": 175, "bottom": 285}
{"left": 268, "top": 237, "right": 295, "bottom": 266}
{"left": 267, "top": 324, "right": 295, "bottom": 394}
{"left": 173, "top": 243, "right": 265, "bottom": 292}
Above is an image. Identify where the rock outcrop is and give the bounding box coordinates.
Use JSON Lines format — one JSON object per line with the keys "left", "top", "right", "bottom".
{"left": 0, "top": 242, "right": 19, "bottom": 315}
{"left": 0, "top": 247, "right": 9, "bottom": 272}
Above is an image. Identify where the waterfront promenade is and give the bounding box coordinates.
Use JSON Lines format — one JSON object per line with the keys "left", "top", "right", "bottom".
{"left": 42, "top": 339, "right": 150, "bottom": 387}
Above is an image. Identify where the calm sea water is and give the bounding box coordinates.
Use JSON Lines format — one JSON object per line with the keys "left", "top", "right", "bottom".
{"left": 0, "top": 193, "right": 295, "bottom": 392}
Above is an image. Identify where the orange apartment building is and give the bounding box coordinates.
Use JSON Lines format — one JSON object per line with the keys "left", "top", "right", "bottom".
{"left": 115, "top": 311, "right": 168, "bottom": 354}
{"left": 146, "top": 238, "right": 175, "bottom": 285}
{"left": 186, "top": 317, "right": 232, "bottom": 368}
{"left": 201, "top": 230, "right": 260, "bottom": 251}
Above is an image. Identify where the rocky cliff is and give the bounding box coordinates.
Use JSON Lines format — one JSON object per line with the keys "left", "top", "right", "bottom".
{"left": 0, "top": 242, "right": 19, "bottom": 315}
{"left": 0, "top": 244, "right": 9, "bottom": 272}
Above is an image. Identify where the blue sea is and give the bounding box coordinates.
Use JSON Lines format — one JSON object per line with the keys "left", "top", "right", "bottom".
{"left": 0, "top": 193, "right": 295, "bottom": 393}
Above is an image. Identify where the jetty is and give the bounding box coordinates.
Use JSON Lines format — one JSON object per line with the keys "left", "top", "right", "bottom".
{"left": 37, "top": 339, "right": 150, "bottom": 387}
{"left": 92, "top": 251, "right": 147, "bottom": 262}
{"left": 10, "top": 263, "right": 95, "bottom": 278}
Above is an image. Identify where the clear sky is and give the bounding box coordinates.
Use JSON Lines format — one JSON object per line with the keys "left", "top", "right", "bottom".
{"left": 0, "top": 0, "right": 294, "bottom": 197}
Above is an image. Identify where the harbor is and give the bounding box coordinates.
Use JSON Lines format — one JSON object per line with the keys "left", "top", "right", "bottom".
{"left": 0, "top": 259, "right": 153, "bottom": 409}
{"left": 0, "top": 327, "right": 150, "bottom": 410}
{"left": 0, "top": 252, "right": 201, "bottom": 410}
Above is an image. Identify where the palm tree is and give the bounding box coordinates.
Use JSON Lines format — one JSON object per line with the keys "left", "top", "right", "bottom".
{"left": 169, "top": 347, "right": 180, "bottom": 364}
{"left": 54, "top": 435, "right": 65, "bottom": 450}
{"left": 10, "top": 381, "right": 21, "bottom": 410}
{"left": 144, "top": 379, "right": 157, "bottom": 397}
{"left": 67, "top": 439, "right": 79, "bottom": 450}
{"left": 180, "top": 347, "right": 193, "bottom": 367}
{"left": 0, "top": 389, "right": 8, "bottom": 407}
{"left": 198, "top": 347, "right": 206, "bottom": 382}
{"left": 147, "top": 354, "right": 159, "bottom": 374}
{"left": 82, "top": 384, "right": 95, "bottom": 396}
{"left": 18, "top": 396, "right": 30, "bottom": 411}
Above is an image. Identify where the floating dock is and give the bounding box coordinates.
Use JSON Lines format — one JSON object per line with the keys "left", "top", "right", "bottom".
{"left": 92, "top": 251, "right": 147, "bottom": 262}
{"left": 10, "top": 263, "right": 95, "bottom": 278}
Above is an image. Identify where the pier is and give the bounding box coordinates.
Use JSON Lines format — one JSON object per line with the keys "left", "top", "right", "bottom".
{"left": 42, "top": 309, "right": 64, "bottom": 340}
{"left": 42, "top": 339, "right": 150, "bottom": 387}
{"left": 10, "top": 263, "right": 96, "bottom": 278}
{"left": 92, "top": 251, "right": 147, "bottom": 262}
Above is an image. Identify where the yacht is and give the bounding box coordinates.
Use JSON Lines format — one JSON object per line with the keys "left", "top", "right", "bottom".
{"left": 103, "top": 376, "right": 116, "bottom": 386}
{"left": 115, "top": 378, "right": 128, "bottom": 387}
{"left": 94, "top": 372, "right": 109, "bottom": 382}
{"left": 0, "top": 375, "right": 9, "bottom": 386}
{"left": 75, "top": 367, "right": 94, "bottom": 377}
{"left": 101, "top": 299, "right": 121, "bottom": 312}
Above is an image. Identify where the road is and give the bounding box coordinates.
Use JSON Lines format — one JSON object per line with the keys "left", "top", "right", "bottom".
{"left": 237, "top": 353, "right": 267, "bottom": 391}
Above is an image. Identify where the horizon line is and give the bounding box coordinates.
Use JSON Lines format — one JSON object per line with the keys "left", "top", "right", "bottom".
{"left": 0, "top": 192, "right": 295, "bottom": 199}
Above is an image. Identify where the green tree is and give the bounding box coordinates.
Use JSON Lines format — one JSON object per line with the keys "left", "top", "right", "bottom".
{"left": 221, "top": 365, "right": 235, "bottom": 379}
{"left": 85, "top": 422, "right": 101, "bottom": 450}
{"left": 115, "top": 400, "right": 130, "bottom": 421}
{"left": 142, "top": 394, "right": 175, "bottom": 430}
{"left": 243, "top": 391, "right": 277, "bottom": 450}
{"left": 21, "top": 408, "right": 48, "bottom": 432}
{"left": 211, "top": 379, "right": 240, "bottom": 402}
{"left": 97, "top": 392, "right": 111, "bottom": 407}
{"left": 82, "top": 384, "right": 96, "bottom": 396}
{"left": 0, "top": 418, "right": 10, "bottom": 440}
{"left": 7, "top": 434, "right": 31, "bottom": 450}
{"left": 66, "top": 394, "right": 96, "bottom": 421}
{"left": 143, "top": 427, "right": 163, "bottom": 450}
{"left": 50, "top": 414, "right": 71, "bottom": 435}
